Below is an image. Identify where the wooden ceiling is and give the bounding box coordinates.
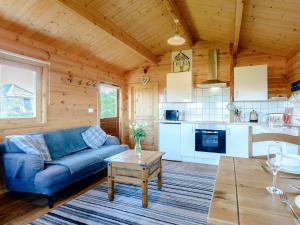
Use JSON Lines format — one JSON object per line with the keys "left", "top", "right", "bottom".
{"left": 0, "top": 0, "right": 299, "bottom": 73}
{"left": 239, "top": 0, "right": 300, "bottom": 57}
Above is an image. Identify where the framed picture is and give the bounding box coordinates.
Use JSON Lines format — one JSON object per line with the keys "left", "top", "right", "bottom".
{"left": 171, "top": 49, "right": 192, "bottom": 72}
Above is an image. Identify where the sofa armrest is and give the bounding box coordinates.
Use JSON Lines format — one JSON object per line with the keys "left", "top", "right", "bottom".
{"left": 2, "top": 153, "right": 44, "bottom": 182}
{"left": 104, "top": 135, "right": 120, "bottom": 145}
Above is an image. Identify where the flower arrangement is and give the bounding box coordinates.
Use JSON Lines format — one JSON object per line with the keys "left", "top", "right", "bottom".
{"left": 130, "top": 123, "right": 147, "bottom": 139}
{"left": 129, "top": 123, "right": 147, "bottom": 157}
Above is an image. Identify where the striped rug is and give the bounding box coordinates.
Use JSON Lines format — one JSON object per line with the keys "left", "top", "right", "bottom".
{"left": 30, "top": 170, "right": 215, "bottom": 225}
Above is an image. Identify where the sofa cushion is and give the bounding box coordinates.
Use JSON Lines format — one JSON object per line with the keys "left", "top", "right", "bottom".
{"left": 9, "top": 135, "right": 52, "bottom": 161}
{"left": 44, "top": 127, "right": 89, "bottom": 160}
{"left": 34, "top": 162, "right": 106, "bottom": 189}
{"left": 104, "top": 135, "right": 120, "bottom": 145}
{"left": 81, "top": 125, "right": 108, "bottom": 149}
{"left": 46, "top": 144, "right": 128, "bottom": 174}
{"left": 94, "top": 144, "right": 129, "bottom": 160}
{"left": 46, "top": 148, "right": 103, "bottom": 174}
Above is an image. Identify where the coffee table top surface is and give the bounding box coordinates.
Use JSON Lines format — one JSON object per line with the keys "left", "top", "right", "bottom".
{"left": 106, "top": 150, "right": 164, "bottom": 167}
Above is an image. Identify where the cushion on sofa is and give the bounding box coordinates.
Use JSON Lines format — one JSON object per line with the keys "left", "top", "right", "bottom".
{"left": 104, "top": 135, "right": 120, "bottom": 145}
{"left": 44, "top": 127, "right": 89, "bottom": 160}
{"left": 34, "top": 163, "right": 105, "bottom": 189}
{"left": 81, "top": 125, "right": 108, "bottom": 149}
{"left": 93, "top": 144, "right": 129, "bottom": 160}
{"left": 46, "top": 144, "right": 128, "bottom": 174}
{"left": 9, "top": 134, "right": 52, "bottom": 161}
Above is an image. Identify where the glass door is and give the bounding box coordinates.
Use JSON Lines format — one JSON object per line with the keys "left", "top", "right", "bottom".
{"left": 99, "top": 83, "right": 119, "bottom": 138}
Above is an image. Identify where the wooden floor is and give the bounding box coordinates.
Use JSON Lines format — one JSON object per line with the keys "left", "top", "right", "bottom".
{"left": 0, "top": 161, "right": 217, "bottom": 225}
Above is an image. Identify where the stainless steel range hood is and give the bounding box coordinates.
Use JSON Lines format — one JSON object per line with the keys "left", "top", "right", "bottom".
{"left": 198, "top": 48, "right": 227, "bottom": 88}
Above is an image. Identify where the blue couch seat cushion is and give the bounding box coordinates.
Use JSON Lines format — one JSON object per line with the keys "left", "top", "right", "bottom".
{"left": 46, "top": 145, "right": 128, "bottom": 174}
{"left": 93, "top": 144, "right": 129, "bottom": 160}
{"left": 44, "top": 126, "right": 89, "bottom": 160}
{"left": 34, "top": 163, "right": 104, "bottom": 189}
{"left": 34, "top": 145, "right": 128, "bottom": 188}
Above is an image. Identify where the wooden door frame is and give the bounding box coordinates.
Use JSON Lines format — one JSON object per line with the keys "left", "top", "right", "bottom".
{"left": 98, "top": 83, "right": 120, "bottom": 138}
{"left": 128, "top": 82, "right": 158, "bottom": 149}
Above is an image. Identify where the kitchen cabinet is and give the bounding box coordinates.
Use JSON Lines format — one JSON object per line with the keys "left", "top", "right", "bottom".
{"left": 226, "top": 125, "right": 249, "bottom": 158}
{"left": 180, "top": 123, "right": 195, "bottom": 157}
{"left": 234, "top": 65, "right": 268, "bottom": 101}
{"left": 159, "top": 123, "right": 181, "bottom": 160}
{"left": 166, "top": 72, "right": 192, "bottom": 102}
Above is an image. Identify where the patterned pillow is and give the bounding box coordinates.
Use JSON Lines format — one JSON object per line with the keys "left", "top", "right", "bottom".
{"left": 81, "top": 125, "right": 108, "bottom": 149}
{"left": 10, "top": 134, "right": 52, "bottom": 161}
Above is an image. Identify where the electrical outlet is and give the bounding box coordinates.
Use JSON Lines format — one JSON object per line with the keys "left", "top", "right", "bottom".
{"left": 88, "top": 108, "right": 94, "bottom": 113}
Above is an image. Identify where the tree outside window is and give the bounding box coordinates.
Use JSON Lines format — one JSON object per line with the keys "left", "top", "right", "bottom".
{"left": 100, "top": 84, "right": 118, "bottom": 119}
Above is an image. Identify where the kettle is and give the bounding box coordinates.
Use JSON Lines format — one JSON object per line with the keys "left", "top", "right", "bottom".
{"left": 249, "top": 110, "right": 258, "bottom": 123}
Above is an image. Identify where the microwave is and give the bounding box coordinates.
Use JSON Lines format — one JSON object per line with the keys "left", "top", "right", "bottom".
{"left": 164, "top": 110, "right": 184, "bottom": 121}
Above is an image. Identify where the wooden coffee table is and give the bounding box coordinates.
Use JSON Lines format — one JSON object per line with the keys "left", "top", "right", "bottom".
{"left": 106, "top": 150, "right": 165, "bottom": 208}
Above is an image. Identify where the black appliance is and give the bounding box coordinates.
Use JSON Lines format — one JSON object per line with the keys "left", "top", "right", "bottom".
{"left": 195, "top": 129, "right": 226, "bottom": 153}
{"left": 164, "top": 110, "right": 179, "bottom": 121}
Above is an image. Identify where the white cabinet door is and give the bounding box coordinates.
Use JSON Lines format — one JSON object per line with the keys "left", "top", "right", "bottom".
{"left": 159, "top": 123, "right": 181, "bottom": 161}
{"left": 226, "top": 125, "right": 249, "bottom": 158}
{"left": 234, "top": 65, "right": 268, "bottom": 101}
{"left": 167, "top": 72, "right": 192, "bottom": 102}
{"left": 180, "top": 123, "right": 195, "bottom": 157}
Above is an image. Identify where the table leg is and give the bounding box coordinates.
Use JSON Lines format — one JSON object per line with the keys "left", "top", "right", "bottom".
{"left": 157, "top": 158, "right": 162, "bottom": 190}
{"left": 108, "top": 163, "right": 114, "bottom": 201}
{"left": 142, "top": 180, "right": 148, "bottom": 208}
{"left": 142, "top": 167, "right": 148, "bottom": 208}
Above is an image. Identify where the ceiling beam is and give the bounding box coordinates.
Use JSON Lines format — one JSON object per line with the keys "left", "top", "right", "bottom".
{"left": 162, "top": 0, "right": 194, "bottom": 47}
{"left": 233, "top": 0, "right": 244, "bottom": 55}
{"left": 57, "top": 0, "right": 159, "bottom": 64}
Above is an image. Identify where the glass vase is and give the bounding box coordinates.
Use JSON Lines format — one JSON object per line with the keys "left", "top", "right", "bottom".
{"left": 134, "top": 137, "right": 142, "bottom": 157}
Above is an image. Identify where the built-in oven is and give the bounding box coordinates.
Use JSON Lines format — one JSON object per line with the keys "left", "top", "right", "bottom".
{"left": 195, "top": 129, "right": 226, "bottom": 154}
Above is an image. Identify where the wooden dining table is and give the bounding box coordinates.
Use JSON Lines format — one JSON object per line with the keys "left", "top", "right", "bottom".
{"left": 208, "top": 156, "right": 300, "bottom": 225}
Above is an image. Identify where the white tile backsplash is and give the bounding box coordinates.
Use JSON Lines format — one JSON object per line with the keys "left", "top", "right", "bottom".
{"left": 159, "top": 87, "right": 294, "bottom": 123}
{"left": 235, "top": 100, "right": 291, "bottom": 123}
{"left": 160, "top": 87, "right": 231, "bottom": 122}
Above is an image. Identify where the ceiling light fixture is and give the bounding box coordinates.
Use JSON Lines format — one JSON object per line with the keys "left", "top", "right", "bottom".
{"left": 167, "top": 19, "right": 186, "bottom": 46}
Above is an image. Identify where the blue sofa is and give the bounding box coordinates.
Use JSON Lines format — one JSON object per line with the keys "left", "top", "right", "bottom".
{"left": 0, "top": 126, "right": 128, "bottom": 207}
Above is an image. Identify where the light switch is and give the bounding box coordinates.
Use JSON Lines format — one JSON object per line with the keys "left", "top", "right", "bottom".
{"left": 88, "top": 108, "right": 94, "bottom": 113}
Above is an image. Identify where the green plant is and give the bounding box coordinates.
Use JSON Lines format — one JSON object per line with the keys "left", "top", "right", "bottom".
{"left": 130, "top": 123, "right": 147, "bottom": 139}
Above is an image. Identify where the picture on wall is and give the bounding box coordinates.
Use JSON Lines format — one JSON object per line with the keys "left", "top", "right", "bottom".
{"left": 171, "top": 49, "right": 192, "bottom": 73}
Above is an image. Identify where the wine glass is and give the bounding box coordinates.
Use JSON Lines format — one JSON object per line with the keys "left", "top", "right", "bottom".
{"left": 266, "top": 145, "right": 283, "bottom": 195}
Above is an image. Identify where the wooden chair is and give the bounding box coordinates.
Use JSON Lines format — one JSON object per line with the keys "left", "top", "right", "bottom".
{"left": 248, "top": 126, "right": 300, "bottom": 158}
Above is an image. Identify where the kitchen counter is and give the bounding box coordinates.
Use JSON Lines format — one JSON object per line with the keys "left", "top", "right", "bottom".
{"left": 158, "top": 120, "right": 300, "bottom": 128}
{"left": 158, "top": 120, "right": 299, "bottom": 165}
{"left": 158, "top": 120, "right": 300, "bottom": 135}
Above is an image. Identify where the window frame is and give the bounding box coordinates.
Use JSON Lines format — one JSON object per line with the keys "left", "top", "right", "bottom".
{"left": 99, "top": 83, "right": 119, "bottom": 119}
{"left": 0, "top": 56, "right": 48, "bottom": 129}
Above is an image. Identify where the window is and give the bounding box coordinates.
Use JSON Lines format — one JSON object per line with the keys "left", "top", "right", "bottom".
{"left": 0, "top": 52, "right": 48, "bottom": 127}
{"left": 99, "top": 84, "right": 118, "bottom": 119}
{"left": 0, "top": 62, "right": 38, "bottom": 118}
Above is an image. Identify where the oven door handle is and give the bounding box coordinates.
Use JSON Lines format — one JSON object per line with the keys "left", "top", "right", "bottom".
{"left": 202, "top": 131, "right": 218, "bottom": 134}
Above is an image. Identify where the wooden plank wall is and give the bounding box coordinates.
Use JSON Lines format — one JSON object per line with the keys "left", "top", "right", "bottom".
{"left": 0, "top": 28, "right": 126, "bottom": 194}
{"left": 127, "top": 41, "right": 232, "bottom": 94}
{"left": 236, "top": 49, "right": 288, "bottom": 97}
{"left": 125, "top": 41, "right": 232, "bottom": 145}
{"left": 287, "top": 51, "right": 300, "bottom": 95}
{"left": 125, "top": 41, "right": 289, "bottom": 147}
